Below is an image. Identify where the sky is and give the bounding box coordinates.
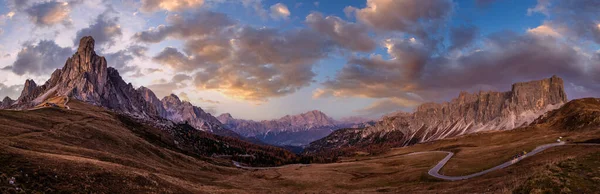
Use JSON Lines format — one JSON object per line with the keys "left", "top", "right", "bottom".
{"left": 1, "top": 0, "right": 600, "bottom": 121}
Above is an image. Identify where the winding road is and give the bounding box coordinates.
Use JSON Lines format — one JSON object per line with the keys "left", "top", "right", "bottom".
{"left": 233, "top": 141, "right": 599, "bottom": 181}
{"left": 426, "top": 142, "right": 566, "bottom": 181}
{"left": 63, "top": 96, "right": 71, "bottom": 110}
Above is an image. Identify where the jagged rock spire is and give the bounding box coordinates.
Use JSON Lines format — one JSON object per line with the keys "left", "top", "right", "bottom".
{"left": 77, "top": 36, "right": 96, "bottom": 62}
{"left": 6, "top": 36, "right": 235, "bottom": 138}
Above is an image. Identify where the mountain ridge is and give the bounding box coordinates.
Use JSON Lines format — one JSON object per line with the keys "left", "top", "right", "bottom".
{"left": 217, "top": 110, "right": 372, "bottom": 146}
{"left": 306, "top": 76, "right": 568, "bottom": 153}
{"left": 2, "top": 36, "right": 236, "bottom": 138}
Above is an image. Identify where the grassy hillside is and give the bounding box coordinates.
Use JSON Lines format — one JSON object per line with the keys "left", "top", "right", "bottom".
{"left": 0, "top": 100, "right": 297, "bottom": 193}
{"left": 1, "top": 98, "right": 599, "bottom": 193}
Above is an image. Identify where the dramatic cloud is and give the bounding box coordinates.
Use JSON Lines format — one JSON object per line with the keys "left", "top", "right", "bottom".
{"left": 6, "top": 0, "right": 30, "bottom": 10}
{"left": 527, "top": 0, "right": 551, "bottom": 15}
{"left": 449, "top": 24, "right": 478, "bottom": 51}
{"left": 306, "top": 12, "right": 376, "bottom": 52}
{"left": 351, "top": 0, "right": 454, "bottom": 38}
{"left": 6, "top": 40, "right": 73, "bottom": 76}
{"left": 270, "top": 3, "right": 290, "bottom": 20}
{"left": 151, "top": 25, "right": 330, "bottom": 101}
{"left": 147, "top": 74, "right": 191, "bottom": 98}
{"left": 25, "top": 1, "right": 72, "bottom": 27}
{"left": 198, "top": 97, "right": 220, "bottom": 104}
{"left": 0, "top": 83, "right": 23, "bottom": 99}
{"left": 140, "top": 0, "right": 204, "bottom": 13}
{"left": 74, "top": 11, "right": 122, "bottom": 48}
{"left": 317, "top": 31, "right": 600, "bottom": 112}
{"left": 530, "top": 0, "right": 600, "bottom": 44}
{"left": 241, "top": 0, "right": 268, "bottom": 19}
{"left": 153, "top": 47, "right": 195, "bottom": 71}
{"left": 355, "top": 97, "right": 421, "bottom": 116}
{"left": 527, "top": 24, "right": 562, "bottom": 38}
{"left": 134, "top": 11, "right": 235, "bottom": 43}
{"left": 104, "top": 45, "right": 147, "bottom": 74}
{"left": 0, "top": 11, "right": 16, "bottom": 25}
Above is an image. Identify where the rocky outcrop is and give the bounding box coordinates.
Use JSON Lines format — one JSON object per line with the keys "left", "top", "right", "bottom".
{"left": 161, "top": 94, "right": 230, "bottom": 134}
{"left": 218, "top": 110, "right": 372, "bottom": 146}
{"left": 306, "top": 76, "right": 568, "bottom": 153}
{"left": 137, "top": 86, "right": 166, "bottom": 116}
{"left": 7, "top": 36, "right": 237, "bottom": 138}
{"left": 9, "top": 36, "right": 157, "bottom": 116}
{"left": 0, "top": 97, "right": 14, "bottom": 109}
{"left": 136, "top": 86, "right": 239, "bottom": 138}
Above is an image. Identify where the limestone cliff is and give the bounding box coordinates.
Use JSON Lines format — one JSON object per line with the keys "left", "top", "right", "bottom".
{"left": 306, "top": 76, "right": 567, "bottom": 152}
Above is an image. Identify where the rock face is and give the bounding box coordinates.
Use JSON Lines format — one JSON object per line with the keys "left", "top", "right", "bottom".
{"left": 9, "top": 36, "right": 157, "bottom": 116}
{"left": 137, "top": 86, "right": 166, "bottom": 116}
{"left": 306, "top": 76, "right": 567, "bottom": 153}
{"left": 136, "top": 86, "right": 239, "bottom": 138}
{"left": 217, "top": 110, "right": 371, "bottom": 146}
{"left": 7, "top": 36, "right": 237, "bottom": 138}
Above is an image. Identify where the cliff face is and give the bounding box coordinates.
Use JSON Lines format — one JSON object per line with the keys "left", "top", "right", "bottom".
{"left": 306, "top": 76, "right": 568, "bottom": 152}
{"left": 9, "top": 36, "right": 157, "bottom": 116}
{"left": 161, "top": 94, "right": 227, "bottom": 134}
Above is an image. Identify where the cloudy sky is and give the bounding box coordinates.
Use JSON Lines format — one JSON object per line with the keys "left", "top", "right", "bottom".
{"left": 0, "top": 0, "right": 599, "bottom": 120}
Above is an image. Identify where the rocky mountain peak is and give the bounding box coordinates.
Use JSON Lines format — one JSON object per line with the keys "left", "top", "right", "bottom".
{"left": 0, "top": 96, "right": 14, "bottom": 109}
{"left": 61, "top": 36, "right": 107, "bottom": 89}
{"left": 510, "top": 75, "right": 567, "bottom": 113}
{"left": 304, "top": 110, "right": 327, "bottom": 117}
{"left": 4, "top": 36, "right": 236, "bottom": 138}
{"left": 24, "top": 79, "right": 37, "bottom": 88}
{"left": 161, "top": 94, "right": 182, "bottom": 106}
{"left": 219, "top": 110, "right": 369, "bottom": 146}
{"left": 218, "top": 113, "right": 233, "bottom": 120}
{"left": 308, "top": 76, "right": 569, "bottom": 152}
{"left": 76, "top": 36, "right": 96, "bottom": 62}
{"left": 20, "top": 79, "right": 37, "bottom": 96}
{"left": 9, "top": 36, "right": 154, "bottom": 116}
{"left": 137, "top": 86, "right": 166, "bottom": 116}
{"left": 220, "top": 113, "right": 233, "bottom": 118}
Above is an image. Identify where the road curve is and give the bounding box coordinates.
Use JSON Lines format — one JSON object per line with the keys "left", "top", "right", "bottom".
{"left": 64, "top": 96, "right": 71, "bottom": 110}
{"left": 426, "top": 142, "right": 566, "bottom": 181}
{"left": 233, "top": 142, "right": 600, "bottom": 181}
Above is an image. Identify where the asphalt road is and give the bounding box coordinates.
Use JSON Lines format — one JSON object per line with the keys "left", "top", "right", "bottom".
{"left": 426, "top": 142, "right": 566, "bottom": 181}
{"left": 233, "top": 141, "right": 599, "bottom": 181}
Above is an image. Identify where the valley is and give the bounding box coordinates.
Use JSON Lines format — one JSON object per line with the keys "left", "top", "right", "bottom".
{"left": 1, "top": 97, "right": 599, "bottom": 193}
{"left": 1, "top": 36, "right": 599, "bottom": 193}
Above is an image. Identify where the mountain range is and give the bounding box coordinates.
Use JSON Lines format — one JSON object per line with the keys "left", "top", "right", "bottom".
{"left": 1, "top": 36, "right": 237, "bottom": 138}
{"left": 306, "top": 76, "right": 568, "bottom": 153}
{"left": 1, "top": 36, "right": 599, "bottom": 193}
{"left": 217, "top": 110, "right": 373, "bottom": 146}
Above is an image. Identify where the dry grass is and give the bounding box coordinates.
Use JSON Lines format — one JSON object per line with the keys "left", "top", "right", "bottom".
{"left": 1, "top": 100, "right": 600, "bottom": 193}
